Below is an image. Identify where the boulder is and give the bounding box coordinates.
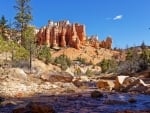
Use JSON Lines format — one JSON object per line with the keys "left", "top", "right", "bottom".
{"left": 114, "top": 76, "right": 129, "bottom": 90}
{"left": 96, "top": 80, "right": 115, "bottom": 91}
{"left": 11, "top": 68, "right": 27, "bottom": 80}
{"left": 115, "top": 76, "right": 149, "bottom": 93}
{"left": 79, "top": 75, "right": 90, "bottom": 82}
{"left": 13, "top": 102, "right": 55, "bottom": 113}
{"left": 65, "top": 68, "right": 74, "bottom": 76}
{"left": 0, "top": 68, "right": 27, "bottom": 81}
{"left": 1, "top": 100, "right": 17, "bottom": 106}
{"left": 41, "top": 72, "right": 73, "bottom": 83}
{"left": 123, "top": 77, "right": 148, "bottom": 89}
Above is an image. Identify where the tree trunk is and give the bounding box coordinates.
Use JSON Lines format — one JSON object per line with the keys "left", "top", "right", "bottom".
{"left": 29, "top": 41, "right": 32, "bottom": 73}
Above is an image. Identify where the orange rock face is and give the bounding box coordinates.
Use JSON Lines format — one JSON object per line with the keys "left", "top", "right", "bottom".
{"left": 37, "top": 20, "right": 86, "bottom": 49}
{"left": 88, "top": 36, "right": 112, "bottom": 49}
{"left": 36, "top": 20, "right": 112, "bottom": 49}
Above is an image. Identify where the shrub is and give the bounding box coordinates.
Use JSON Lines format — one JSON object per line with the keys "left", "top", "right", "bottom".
{"left": 98, "top": 58, "right": 118, "bottom": 73}
{"left": 100, "top": 59, "right": 108, "bottom": 73}
{"left": 37, "top": 45, "right": 51, "bottom": 64}
{"left": 86, "top": 68, "right": 93, "bottom": 76}
{"left": 54, "top": 54, "right": 71, "bottom": 70}
{"left": 76, "top": 57, "right": 86, "bottom": 64}
{"left": 74, "top": 67, "right": 82, "bottom": 75}
{"left": 117, "top": 47, "right": 150, "bottom": 74}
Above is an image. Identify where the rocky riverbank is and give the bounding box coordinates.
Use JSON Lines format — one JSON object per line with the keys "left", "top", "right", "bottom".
{"left": 0, "top": 65, "right": 150, "bottom": 113}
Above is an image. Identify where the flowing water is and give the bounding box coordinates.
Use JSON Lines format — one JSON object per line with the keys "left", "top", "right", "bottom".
{"left": 0, "top": 92, "right": 150, "bottom": 113}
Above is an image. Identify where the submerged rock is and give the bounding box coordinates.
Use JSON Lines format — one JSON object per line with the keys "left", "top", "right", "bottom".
{"left": 13, "top": 102, "right": 55, "bottom": 113}
{"left": 103, "top": 99, "right": 128, "bottom": 105}
{"left": 128, "top": 98, "right": 137, "bottom": 103}
{"left": 91, "top": 90, "right": 103, "bottom": 98}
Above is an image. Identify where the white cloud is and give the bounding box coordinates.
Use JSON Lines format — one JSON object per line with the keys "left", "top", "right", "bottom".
{"left": 113, "top": 15, "right": 123, "bottom": 20}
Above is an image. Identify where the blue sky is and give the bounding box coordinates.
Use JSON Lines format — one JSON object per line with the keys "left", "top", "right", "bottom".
{"left": 0, "top": 0, "right": 150, "bottom": 48}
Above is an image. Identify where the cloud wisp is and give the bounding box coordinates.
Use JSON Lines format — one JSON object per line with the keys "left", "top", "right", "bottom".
{"left": 113, "top": 15, "right": 123, "bottom": 20}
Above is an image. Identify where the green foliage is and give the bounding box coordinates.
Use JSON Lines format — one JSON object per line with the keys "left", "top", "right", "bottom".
{"left": 74, "top": 67, "right": 82, "bottom": 75}
{"left": 140, "top": 41, "right": 146, "bottom": 50}
{"left": 0, "top": 37, "right": 10, "bottom": 53}
{"left": 86, "top": 68, "right": 93, "bottom": 76}
{"left": 126, "top": 49, "right": 134, "bottom": 61}
{"left": 22, "top": 26, "right": 35, "bottom": 49}
{"left": 99, "top": 59, "right": 109, "bottom": 73}
{"left": 14, "top": 0, "right": 32, "bottom": 28}
{"left": 0, "top": 36, "right": 29, "bottom": 67}
{"left": 37, "top": 45, "right": 51, "bottom": 64}
{"left": 55, "top": 54, "right": 71, "bottom": 70}
{"left": 99, "top": 59, "right": 118, "bottom": 73}
{"left": 139, "top": 48, "right": 150, "bottom": 70}
{"left": 14, "top": 46, "right": 29, "bottom": 61}
{"left": 77, "top": 57, "right": 86, "bottom": 64}
{"left": 0, "top": 15, "right": 9, "bottom": 39}
{"left": 117, "top": 48, "right": 140, "bottom": 74}
{"left": 140, "top": 49, "right": 150, "bottom": 63}
{"left": 14, "top": 0, "right": 32, "bottom": 43}
{"left": 22, "top": 26, "right": 36, "bottom": 71}
{"left": 118, "top": 46, "right": 150, "bottom": 75}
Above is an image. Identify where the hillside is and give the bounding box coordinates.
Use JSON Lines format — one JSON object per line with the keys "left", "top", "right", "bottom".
{"left": 52, "top": 46, "right": 119, "bottom": 64}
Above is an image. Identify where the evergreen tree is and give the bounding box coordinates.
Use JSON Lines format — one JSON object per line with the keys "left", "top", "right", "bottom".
{"left": 22, "top": 26, "right": 36, "bottom": 72}
{"left": 14, "top": 0, "right": 32, "bottom": 44}
{"left": 140, "top": 49, "right": 150, "bottom": 70}
{"left": 0, "top": 15, "right": 9, "bottom": 39}
{"left": 141, "top": 41, "right": 146, "bottom": 50}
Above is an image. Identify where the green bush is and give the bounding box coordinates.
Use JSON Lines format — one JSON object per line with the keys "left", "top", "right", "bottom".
{"left": 98, "top": 59, "right": 118, "bottom": 73}
{"left": 100, "top": 59, "right": 109, "bottom": 73}
{"left": 74, "top": 67, "right": 82, "bottom": 75}
{"left": 76, "top": 57, "right": 86, "bottom": 64}
{"left": 54, "top": 54, "right": 71, "bottom": 70}
{"left": 86, "top": 68, "right": 93, "bottom": 76}
{"left": 37, "top": 45, "right": 51, "bottom": 64}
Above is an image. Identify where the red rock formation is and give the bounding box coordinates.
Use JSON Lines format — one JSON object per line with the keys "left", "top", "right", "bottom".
{"left": 37, "top": 20, "right": 86, "bottom": 49}
{"left": 99, "top": 36, "right": 112, "bottom": 49}
{"left": 105, "top": 37, "right": 112, "bottom": 49}
{"left": 36, "top": 20, "right": 112, "bottom": 49}
{"left": 60, "top": 27, "right": 66, "bottom": 47}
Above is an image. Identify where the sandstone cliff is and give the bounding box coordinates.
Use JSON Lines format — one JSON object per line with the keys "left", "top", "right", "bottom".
{"left": 36, "top": 20, "right": 112, "bottom": 49}
{"left": 37, "top": 20, "right": 86, "bottom": 49}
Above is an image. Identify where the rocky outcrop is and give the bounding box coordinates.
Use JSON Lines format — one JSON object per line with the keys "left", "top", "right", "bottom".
{"left": 100, "top": 36, "right": 112, "bottom": 49}
{"left": 88, "top": 35, "right": 113, "bottom": 49}
{"left": 37, "top": 20, "right": 112, "bottom": 49}
{"left": 37, "top": 20, "right": 86, "bottom": 49}
{"left": 0, "top": 67, "right": 78, "bottom": 97}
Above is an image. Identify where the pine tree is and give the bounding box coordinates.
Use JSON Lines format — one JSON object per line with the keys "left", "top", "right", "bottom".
{"left": 22, "top": 26, "right": 36, "bottom": 72}
{"left": 14, "top": 0, "right": 32, "bottom": 44}
{"left": 0, "top": 15, "right": 9, "bottom": 39}
{"left": 141, "top": 41, "right": 146, "bottom": 50}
